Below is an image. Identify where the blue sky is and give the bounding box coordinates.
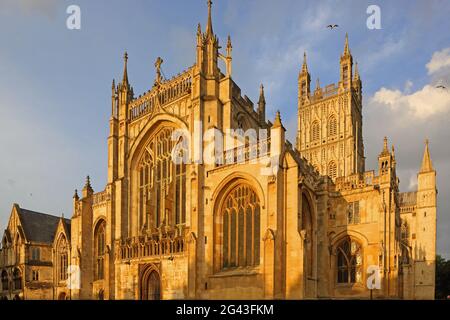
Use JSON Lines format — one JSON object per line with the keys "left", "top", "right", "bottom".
{"left": 0, "top": 0, "right": 449, "bottom": 257}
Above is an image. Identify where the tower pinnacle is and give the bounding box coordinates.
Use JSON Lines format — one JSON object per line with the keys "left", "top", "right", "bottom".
{"left": 301, "top": 51, "right": 308, "bottom": 73}
{"left": 206, "top": 0, "right": 214, "bottom": 38}
{"left": 343, "top": 33, "right": 350, "bottom": 56}
{"left": 122, "top": 51, "right": 129, "bottom": 86}
{"left": 354, "top": 61, "right": 360, "bottom": 79}
{"left": 273, "top": 110, "right": 282, "bottom": 128}
{"left": 420, "top": 139, "right": 434, "bottom": 173}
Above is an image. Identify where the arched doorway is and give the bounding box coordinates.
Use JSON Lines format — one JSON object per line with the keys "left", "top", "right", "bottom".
{"left": 140, "top": 267, "right": 161, "bottom": 300}
{"left": 58, "top": 292, "right": 67, "bottom": 300}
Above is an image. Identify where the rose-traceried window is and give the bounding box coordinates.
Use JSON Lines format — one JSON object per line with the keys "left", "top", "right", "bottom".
{"left": 138, "top": 127, "right": 186, "bottom": 234}
{"left": 222, "top": 185, "right": 260, "bottom": 269}
{"left": 336, "top": 237, "right": 362, "bottom": 284}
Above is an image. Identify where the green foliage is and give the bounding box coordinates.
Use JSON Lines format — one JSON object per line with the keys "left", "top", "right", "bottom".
{"left": 435, "top": 255, "right": 450, "bottom": 299}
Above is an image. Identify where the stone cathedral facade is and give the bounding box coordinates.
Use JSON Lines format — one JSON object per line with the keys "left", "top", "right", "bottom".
{"left": 0, "top": 2, "right": 437, "bottom": 300}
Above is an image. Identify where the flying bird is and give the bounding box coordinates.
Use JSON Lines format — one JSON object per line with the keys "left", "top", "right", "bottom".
{"left": 327, "top": 24, "right": 339, "bottom": 29}
{"left": 436, "top": 85, "right": 446, "bottom": 89}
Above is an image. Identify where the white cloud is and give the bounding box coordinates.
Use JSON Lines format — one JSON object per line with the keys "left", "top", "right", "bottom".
{"left": 372, "top": 84, "right": 450, "bottom": 120}
{"left": 426, "top": 47, "right": 450, "bottom": 75}
{"left": 408, "top": 173, "right": 418, "bottom": 191}
{"left": 371, "top": 47, "right": 450, "bottom": 121}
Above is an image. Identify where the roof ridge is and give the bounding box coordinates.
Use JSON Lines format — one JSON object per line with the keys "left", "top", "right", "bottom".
{"left": 19, "top": 208, "right": 60, "bottom": 219}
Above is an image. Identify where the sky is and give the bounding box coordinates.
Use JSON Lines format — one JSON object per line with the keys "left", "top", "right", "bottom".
{"left": 0, "top": 0, "right": 449, "bottom": 257}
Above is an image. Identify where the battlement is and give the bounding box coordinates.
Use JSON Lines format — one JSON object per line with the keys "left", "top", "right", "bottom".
{"left": 334, "top": 170, "right": 377, "bottom": 191}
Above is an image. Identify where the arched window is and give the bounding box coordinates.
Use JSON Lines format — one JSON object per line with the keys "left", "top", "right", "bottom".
{"left": 222, "top": 185, "right": 260, "bottom": 269}
{"left": 301, "top": 193, "right": 314, "bottom": 276}
{"left": 336, "top": 237, "right": 362, "bottom": 284}
{"left": 328, "top": 161, "right": 337, "bottom": 179}
{"left": 311, "top": 121, "right": 320, "bottom": 141}
{"left": 328, "top": 115, "right": 337, "bottom": 136}
{"left": 1, "top": 270, "right": 8, "bottom": 291}
{"left": 57, "top": 236, "right": 68, "bottom": 281}
{"left": 401, "top": 222, "right": 410, "bottom": 246}
{"left": 12, "top": 268, "right": 22, "bottom": 290}
{"left": 138, "top": 127, "right": 186, "bottom": 234}
{"left": 94, "top": 221, "right": 106, "bottom": 280}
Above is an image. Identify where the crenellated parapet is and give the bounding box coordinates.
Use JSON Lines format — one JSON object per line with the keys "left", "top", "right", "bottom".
{"left": 128, "top": 67, "right": 194, "bottom": 122}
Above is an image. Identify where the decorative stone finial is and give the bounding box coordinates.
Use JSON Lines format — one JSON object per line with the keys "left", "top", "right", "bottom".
{"left": 122, "top": 51, "right": 129, "bottom": 86}
{"left": 154, "top": 57, "right": 164, "bottom": 85}
{"left": 205, "top": 0, "right": 214, "bottom": 38}
{"left": 343, "top": 33, "right": 350, "bottom": 55}
{"left": 273, "top": 110, "right": 282, "bottom": 128}
{"left": 301, "top": 51, "right": 308, "bottom": 73}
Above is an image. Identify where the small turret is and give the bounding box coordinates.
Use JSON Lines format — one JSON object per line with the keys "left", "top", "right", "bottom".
{"left": 378, "top": 137, "right": 395, "bottom": 177}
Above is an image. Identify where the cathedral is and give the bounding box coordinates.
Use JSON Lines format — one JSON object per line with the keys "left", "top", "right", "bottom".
{"left": 0, "top": 2, "right": 437, "bottom": 300}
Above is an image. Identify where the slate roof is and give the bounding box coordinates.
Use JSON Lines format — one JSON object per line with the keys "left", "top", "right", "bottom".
{"left": 398, "top": 192, "right": 417, "bottom": 206}
{"left": 17, "top": 207, "right": 71, "bottom": 244}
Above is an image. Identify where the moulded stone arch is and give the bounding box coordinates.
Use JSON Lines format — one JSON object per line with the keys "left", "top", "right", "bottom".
{"left": 212, "top": 177, "right": 263, "bottom": 272}
{"left": 330, "top": 230, "right": 369, "bottom": 251}
{"left": 93, "top": 219, "right": 107, "bottom": 281}
{"left": 211, "top": 172, "right": 265, "bottom": 211}
{"left": 128, "top": 114, "right": 189, "bottom": 170}
{"left": 332, "top": 235, "right": 364, "bottom": 285}
{"left": 139, "top": 264, "right": 161, "bottom": 300}
{"left": 93, "top": 216, "right": 108, "bottom": 233}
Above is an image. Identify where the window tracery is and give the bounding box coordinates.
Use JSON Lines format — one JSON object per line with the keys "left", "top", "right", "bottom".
{"left": 336, "top": 237, "right": 362, "bottom": 284}
{"left": 138, "top": 127, "right": 186, "bottom": 235}
{"left": 222, "top": 185, "right": 260, "bottom": 269}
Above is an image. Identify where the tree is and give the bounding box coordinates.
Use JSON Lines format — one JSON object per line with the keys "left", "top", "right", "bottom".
{"left": 435, "top": 255, "right": 450, "bottom": 299}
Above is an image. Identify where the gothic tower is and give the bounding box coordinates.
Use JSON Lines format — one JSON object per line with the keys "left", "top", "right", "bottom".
{"left": 296, "top": 34, "right": 365, "bottom": 179}
{"left": 414, "top": 140, "right": 437, "bottom": 299}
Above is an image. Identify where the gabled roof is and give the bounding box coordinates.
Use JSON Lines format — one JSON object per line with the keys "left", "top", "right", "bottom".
{"left": 16, "top": 206, "right": 70, "bottom": 244}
